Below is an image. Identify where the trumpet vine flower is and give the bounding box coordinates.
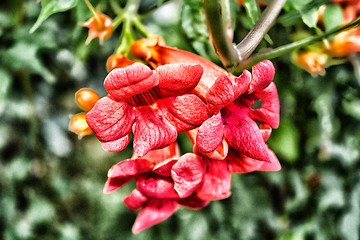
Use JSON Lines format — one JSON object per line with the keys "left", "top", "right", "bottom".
{"left": 86, "top": 62, "right": 210, "bottom": 157}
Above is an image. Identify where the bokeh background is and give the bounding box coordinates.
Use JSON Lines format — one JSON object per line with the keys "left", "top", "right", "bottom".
{"left": 1, "top": 0, "right": 360, "bottom": 239}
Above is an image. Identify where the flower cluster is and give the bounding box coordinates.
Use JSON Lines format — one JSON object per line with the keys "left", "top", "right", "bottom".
{"left": 292, "top": 0, "right": 360, "bottom": 75}
{"left": 77, "top": 37, "right": 280, "bottom": 233}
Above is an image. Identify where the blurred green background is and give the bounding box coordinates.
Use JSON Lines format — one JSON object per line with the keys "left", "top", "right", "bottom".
{"left": 1, "top": 0, "right": 360, "bottom": 239}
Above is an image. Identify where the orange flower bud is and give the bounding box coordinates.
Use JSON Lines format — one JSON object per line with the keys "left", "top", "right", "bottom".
{"left": 130, "top": 36, "right": 166, "bottom": 68}
{"left": 106, "top": 53, "right": 136, "bottom": 72}
{"left": 81, "top": 7, "right": 113, "bottom": 45}
{"left": 327, "top": 28, "right": 360, "bottom": 57}
{"left": 69, "top": 112, "right": 93, "bottom": 139}
{"left": 293, "top": 51, "right": 329, "bottom": 75}
{"left": 75, "top": 88, "right": 100, "bottom": 111}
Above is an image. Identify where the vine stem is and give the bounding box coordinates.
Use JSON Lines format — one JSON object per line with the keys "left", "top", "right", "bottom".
{"left": 112, "top": 0, "right": 152, "bottom": 54}
{"left": 235, "top": 0, "right": 287, "bottom": 61}
{"left": 233, "top": 17, "right": 360, "bottom": 72}
{"left": 204, "top": 0, "right": 286, "bottom": 68}
{"left": 84, "top": 0, "right": 102, "bottom": 25}
{"left": 204, "top": 0, "right": 239, "bottom": 67}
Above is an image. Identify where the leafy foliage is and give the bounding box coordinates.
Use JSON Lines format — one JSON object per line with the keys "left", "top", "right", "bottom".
{"left": 1, "top": 0, "right": 360, "bottom": 239}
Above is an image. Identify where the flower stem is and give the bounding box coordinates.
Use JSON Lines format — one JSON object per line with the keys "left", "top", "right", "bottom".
{"left": 84, "top": 0, "right": 102, "bottom": 24}
{"left": 132, "top": 17, "right": 152, "bottom": 37}
{"left": 112, "top": 0, "right": 153, "bottom": 53}
{"left": 112, "top": 15, "right": 125, "bottom": 29}
{"left": 204, "top": 0, "right": 239, "bottom": 67}
{"left": 115, "top": 19, "right": 134, "bottom": 54}
{"left": 113, "top": 0, "right": 143, "bottom": 54}
{"left": 236, "top": 0, "right": 287, "bottom": 61}
{"left": 233, "top": 17, "right": 360, "bottom": 72}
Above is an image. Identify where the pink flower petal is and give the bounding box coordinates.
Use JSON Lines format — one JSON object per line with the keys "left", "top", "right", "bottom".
{"left": 101, "top": 135, "right": 129, "bottom": 152}
{"left": 196, "top": 112, "right": 223, "bottom": 153}
{"left": 196, "top": 159, "right": 231, "bottom": 200}
{"left": 132, "top": 106, "right": 177, "bottom": 157}
{"left": 132, "top": 198, "right": 178, "bottom": 234}
{"left": 259, "top": 124, "right": 272, "bottom": 142}
{"left": 104, "top": 63, "right": 159, "bottom": 101}
{"left": 153, "top": 159, "right": 177, "bottom": 176}
{"left": 206, "top": 71, "right": 251, "bottom": 114}
{"left": 257, "top": 150, "right": 281, "bottom": 171}
{"left": 223, "top": 106, "right": 270, "bottom": 162}
{"left": 156, "top": 63, "right": 203, "bottom": 96}
{"left": 103, "top": 158, "right": 155, "bottom": 194}
{"left": 248, "top": 60, "right": 275, "bottom": 94}
{"left": 206, "top": 75, "right": 235, "bottom": 113}
{"left": 86, "top": 97, "right": 135, "bottom": 142}
{"left": 158, "top": 94, "right": 210, "bottom": 132}
{"left": 107, "top": 158, "right": 155, "bottom": 178}
{"left": 103, "top": 177, "right": 132, "bottom": 194}
{"left": 194, "top": 138, "right": 229, "bottom": 161}
{"left": 227, "top": 149, "right": 263, "bottom": 173}
{"left": 141, "top": 142, "right": 180, "bottom": 165}
{"left": 228, "top": 148, "right": 281, "bottom": 173}
{"left": 178, "top": 193, "right": 210, "bottom": 209}
{"left": 249, "top": 82, "right": 280, "bottom": 128}
{"left": 137, "top": 176, "right": 179, "bottom": 199}
{"left": 233, "top": 70, "right": 252, "bottom": 97}
{"left": 123, "top": 189, "right": 148, "bottom": 211}
{"left": 171, "top": 153, "right": 204, "bottom": 198}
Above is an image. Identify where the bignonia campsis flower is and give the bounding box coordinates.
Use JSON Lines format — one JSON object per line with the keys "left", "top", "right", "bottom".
{"left": 103, "top": 143, "right": 209, "bottom": 233}
{"left": 131, "top": 37, "right": 280, "bottom": 163}
{"left": 85, "top": 61, "right": 210, "bottom": 157}
{"left": 94, "top": 37, "right": 281, "bottom": 233}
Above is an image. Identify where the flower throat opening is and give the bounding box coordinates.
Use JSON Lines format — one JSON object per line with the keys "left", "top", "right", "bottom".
{"left": 126, "top": 87, "right": 162, "bottom": 107}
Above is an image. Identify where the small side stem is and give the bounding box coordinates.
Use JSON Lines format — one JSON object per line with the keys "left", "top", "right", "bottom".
{"left": 113, "top": 0, "right": 142, "bottom": 54}
{"left": 115, "top": 19, "right": 134, "bottom": 54}
{"left": 233, "top": 17, "right": 360, "bottom": 72}
{"left": 132, "top": 17, "right": 152, "bottom": 37}
{"left": 112, "top": 15, "right": 125, "bottom": 29}
{"left": 204, "top": 0, "right": 239, "bottom": 67}
{"left": 236, "top": 0, "right": 287, "bottom": 61}
{"left": 84, "top": 0, "right": 102, "bottom": 24}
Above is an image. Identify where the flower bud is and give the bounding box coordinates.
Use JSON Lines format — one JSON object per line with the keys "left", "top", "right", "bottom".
{"left": 69, "top": 112, "right": 93, "bottom": 139}
{"left": 130, "top": 36, "right": 166, "bottom": 66}
{"left": 75, "top": 88, "right": 100, "bottom": 111}
{"left": 81, "top": 7, "right": 113, "bottom": 45}
{"left": 106, "top": 53, "right": 135, "bottom": 72}
{"left": 292, "top": 51, "right": 328, "bottom": 75}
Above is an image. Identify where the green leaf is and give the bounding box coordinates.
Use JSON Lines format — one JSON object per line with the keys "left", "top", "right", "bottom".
{"left": 300, "top": 7, "right": 318, "bottom": 28}
{"left": 0, "top": 68, "right": 11, "bottom": 97}
{"left": 339, "top": 183, "right": 360, "bottom": 240}
{"left": 180, "top": 0, "right": 218, "bottom": 61}
{"left": 30, "top": 0, "right": 79, "bottom": 33}
{"left": 242, "top": 0, "right": 273, "bottom": 44}
{"left": 268, "top": 119, "right": 299, "bottom": 162}
{"left": 279, "top": 0, "right": 330, "bottom": 27}
{"left": 0, "top": 68, "right": 12, "bottom": 114}
{"left": 323, "top": 5, "right": 344, "bottom": 32}
{"left": 343, "top": 99, "right": 360, "bottom": 120}
{"left": 243, "top": 0, "right": 261, "bottom": 25}
{"left": 2, "top": 42, "right": 55, "bottom": 83}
